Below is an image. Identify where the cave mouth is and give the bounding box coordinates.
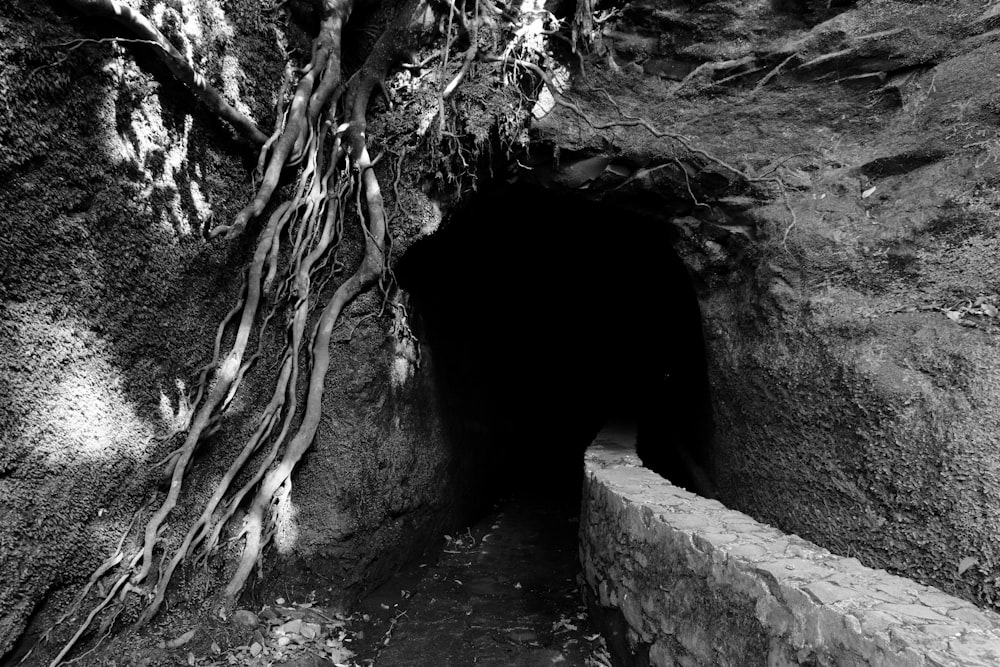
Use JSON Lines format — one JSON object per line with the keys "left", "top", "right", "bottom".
{"left": 395, "top": 182, "right": 714, "bottom": 512}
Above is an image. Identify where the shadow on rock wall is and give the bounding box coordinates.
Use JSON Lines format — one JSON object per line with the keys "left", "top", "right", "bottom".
{"left": 0, "top": 0, "right": 289, "bottom": 657}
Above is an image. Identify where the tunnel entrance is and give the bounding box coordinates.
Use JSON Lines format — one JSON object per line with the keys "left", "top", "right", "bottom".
{"left": 346, "top": 184, "right": 716, "bottom": 664}
{"left": 395, "top": 183, "right": 715, "bottom": 506}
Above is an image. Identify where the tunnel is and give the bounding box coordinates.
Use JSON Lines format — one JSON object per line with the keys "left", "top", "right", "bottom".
{"left": 394, "top": 183, "right": 716, "bottom": 509}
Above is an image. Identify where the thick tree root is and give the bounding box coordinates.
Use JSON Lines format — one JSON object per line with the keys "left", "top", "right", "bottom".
{"left": 131, "top": 187, "right": 288, "bottom": 588}
{"left": 137, "top": 0, "right": 418, "bottom": 624}
{"left": 62, "top": 0, "right": 268, "bottom": 145}
{"left": 210, "top": 0, "right": 353, "bottom": 240}
{"left": 226, "top": 140, "right": 386, "bottom": 600}
{"left": 46, "top": 0, "right": 507, "bottom": 660}
{"left": 222, "top": 0, "right": 428, "bottom": 596}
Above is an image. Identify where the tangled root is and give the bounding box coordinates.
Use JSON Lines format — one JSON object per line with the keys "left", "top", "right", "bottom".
{"left": 135, "top": 0, "right": 428, "bottom": 622}
{"left": 42, "top": 0, "right": 556, "bottom": 661}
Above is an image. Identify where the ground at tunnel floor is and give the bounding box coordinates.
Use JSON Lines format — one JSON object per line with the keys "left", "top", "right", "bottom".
{"left": 67, "top": 493, "right": 609, "bottom": 666}
{"left": 348, "top": 493, "right": 611, "bottom": 666}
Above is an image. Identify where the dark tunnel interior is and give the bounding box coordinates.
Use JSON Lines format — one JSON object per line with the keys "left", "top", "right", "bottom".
{"left": 394, "top": 184, "right": 715, "bottom": 509}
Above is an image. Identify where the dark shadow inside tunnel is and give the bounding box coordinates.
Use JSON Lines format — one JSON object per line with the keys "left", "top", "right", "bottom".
{"left": 394, "top": 184, "right": 715, "bottom": 512}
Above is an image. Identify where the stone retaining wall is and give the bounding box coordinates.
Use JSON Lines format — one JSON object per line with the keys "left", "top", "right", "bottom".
{"left": 580, "top": 425, "right": 1000, "bottom": 666}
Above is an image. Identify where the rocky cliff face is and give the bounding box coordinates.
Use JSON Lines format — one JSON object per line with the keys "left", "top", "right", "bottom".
{"left": 527, "top": 0, "right": 1000, "bottom": 610}
{"left": 0, "top": 0, "right": 471, "bottom": 658}
{"left": 6, "top": 0, "right": 1000, "bottom": 660}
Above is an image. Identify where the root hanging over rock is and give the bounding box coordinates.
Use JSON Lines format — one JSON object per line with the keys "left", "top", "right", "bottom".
{"left": 38, "top": 0, "right": 549, "bottom": 661}
{"left": 37, "top": 0, "right": 442, "bottom": 658}
{"left": 62, "top": 0, "right": 268, "bottom": 145}
{"left": 133, "top": 0, "right": 417, "bottom": 621}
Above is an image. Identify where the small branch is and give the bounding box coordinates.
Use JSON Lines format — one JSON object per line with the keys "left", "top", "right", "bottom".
{"left": 500, "top": 56, "right": 799, "bottom": 243}
{"left": 673, "top": 158, "right": 709, "bottom": 208}
{"left": 30, "top": 37, "right": 160, "bottom": 77}
{"left": 780, "top": 188, "right": 798, "bottom": 251}
{"left": 749, "top": 53, "right": 797, "bottom": 98}
{"left": 442, "top": 28, "right": 478, "bottom": 97}
{"left": 669, "top": 56, "right": 754, "bottom": 97}
{"left": 495, "top": 56, "right": 754, "bottom": 181}
{"left": 402, "top": 52, "right": 440, "bottom": 70}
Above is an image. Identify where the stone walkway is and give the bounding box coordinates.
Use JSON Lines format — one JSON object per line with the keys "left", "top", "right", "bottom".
{"left": 350, "top": 494, "right": 611, "bottom": 666}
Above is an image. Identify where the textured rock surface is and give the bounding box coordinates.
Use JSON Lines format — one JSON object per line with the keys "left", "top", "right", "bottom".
{"left": 581, "top": 427, "right": 1000, "bottom": 666}
{"left": 0, "top": 0, "right": 468, "bottom": 658}
{"left": 526, "top": 0, "right": 1000, "bottom": 611}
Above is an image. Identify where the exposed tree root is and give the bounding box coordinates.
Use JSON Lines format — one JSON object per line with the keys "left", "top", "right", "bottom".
{"left": 16, "top": 501, "right": 148, "bottom": 667}
{"left": 212, "top": 0, "right": 353, "bottom": 240}
{"left": 61, "top": 0, "right": 268, "bottom": 145}
{"left": 45, "top": 0, "right": 441, "bottom": 658}
{"left": 42, "top": 0, "right": 543, "bottom": 661}
{"left": 226, "top": 146, "right": 386, "bottom": 600}
{"left": 504, "top": 57, "right": 795, "bottom": 196}
{"left": 223, "top": 0, "right": 429, "bottom": 596}
{"left": 526, "top": 57, "right": 798, "bottom": 246}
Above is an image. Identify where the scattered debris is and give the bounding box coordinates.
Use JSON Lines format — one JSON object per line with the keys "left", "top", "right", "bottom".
{"left": 187, "top": 600, "right": 360, "bottom": 667}
{"left": 232, "top": 610, "right": 260, "bottom": 628}
{"left": 942, "top": 295, "right": 999, "bottom": 325}
{"left": 585, "top": 636, "right": 614, "bottom": 666}
{"left": 161, "top": 629, "right": 196, "bottom": 650}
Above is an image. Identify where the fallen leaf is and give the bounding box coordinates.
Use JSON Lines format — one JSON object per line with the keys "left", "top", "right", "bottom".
{"left": 186, "top": 651, "right": 195, "bottom": 666}
{"left": 210, "top": 642, "right": 221, "bottom": 655}
{"left": 946, "top": 310, "right": 962, "bottom": 321}
{"left": 277, "top": 618, "right": 303, "bottom": 635}
{"left": 232, "top": 609, "right": 260, "bottom": 628}
{"left": 958, "top": 556, "right": 979, "bottom": 576}
{"left": 984, "top": 303, "right": 998, "bottom": 317}
{"left": 301, "top": 622, "right": 321, "bottom": 639}
{"left": 862, "top": 185, "right": 877, "bottom": 198}
{"left": 249, "top": 642, "right": 262, "bottom": 657}
{"left": 165, "top": 629, "right": 196, "bottom": 649}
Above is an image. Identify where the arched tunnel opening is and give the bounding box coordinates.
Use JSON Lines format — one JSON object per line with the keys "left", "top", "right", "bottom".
{"left": 395, "top": 183, "right": 715, "bottom": 511}
{"left": 351, "top": 183, "right": 718, "bottom": 663}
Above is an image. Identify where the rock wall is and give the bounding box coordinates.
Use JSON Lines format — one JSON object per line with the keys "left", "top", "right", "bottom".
{"left": 527, "top": 0, "right": 1000, "bottom": 611}
{"left": 581, "top": 427, "right": 1000, "bottom": 666}
{"left": 0, "top": 0, "right": 463, "bottom": 658}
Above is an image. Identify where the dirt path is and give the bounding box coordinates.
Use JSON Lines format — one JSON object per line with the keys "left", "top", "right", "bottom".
{"left": 348, "top": 493, "right": 612, "bottom": 666}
